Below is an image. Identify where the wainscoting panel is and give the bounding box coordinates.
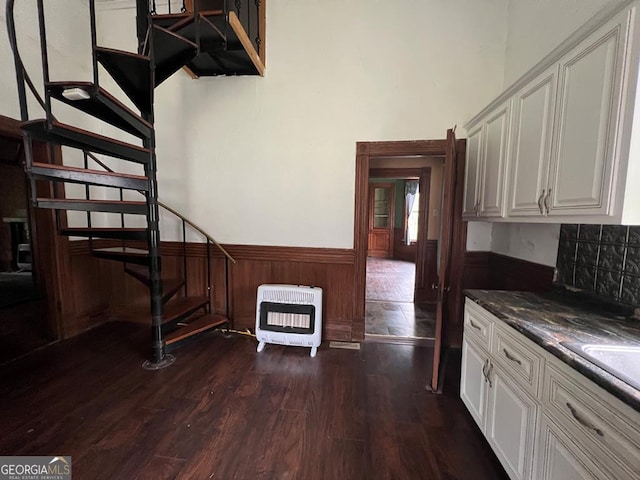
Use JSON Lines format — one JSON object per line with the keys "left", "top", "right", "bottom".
{"left": 447, "top": 251, "right": 554, "bottom": 348}
{"left": 225, "top": 245, "right": 356, "bottom": 341}
{"left": 79, "top": 241, "right": 357, "bottom": 342}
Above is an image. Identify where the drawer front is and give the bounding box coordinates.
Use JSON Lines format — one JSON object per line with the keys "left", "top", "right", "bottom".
{"left": 491, "top": 321, "right": 542, "bottom": 395}
{"left": 464, "top": 299, "right": 493, "bottom": 349}
{"left": 543, "top": 363, "right": 640, "bottom": 477}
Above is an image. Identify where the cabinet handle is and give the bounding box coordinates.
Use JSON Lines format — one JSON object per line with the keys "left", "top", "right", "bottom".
{"left": 469, "top": 319, "right": 482, "bottom": 331}
{"left": 503, "top": 348, "right": 522, "bottom": 365}
{"left": 475, "top": 201, "right": 480, "bottom": 217}
{"left": 566, "top": 402, "right": 604, "bottom": 437}
{"left": 486, "top": 361, "right": 493, "bottom": 388}
{"left": 537, "top": 189, "right": 546, "bottom": 215}
{"left": 544, "top": 188, "right": 552, "bottom": 215}
{"left": 482, "top": 358, "right": 489, "bottom": 382}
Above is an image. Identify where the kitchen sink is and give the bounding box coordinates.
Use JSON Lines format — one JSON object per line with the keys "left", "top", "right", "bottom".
{"left": 561, "top": 343, "right": 640, "bottom": 391}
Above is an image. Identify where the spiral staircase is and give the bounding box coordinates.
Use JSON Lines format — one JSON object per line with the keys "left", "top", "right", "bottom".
{"left": 6, "top": 0, "right": 265, "bottom": 368}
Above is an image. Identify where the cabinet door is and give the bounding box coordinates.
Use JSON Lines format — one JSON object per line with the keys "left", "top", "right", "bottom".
{"left": 479, "top": 101, "right": 510, "bottom": 217}
{"left": 548, "top": 9, "right": 630, "bottom": 216}
{"left": 463, "top": 123, "right": 483, "bottom": 218}
{"left": 535, "top": 414, "right": 612, "bottom": 480}
{"left": 485, "top": 363, "right": 538, "bottom": 480}
{"left": 460, "top": 337, "right": 488, "bottom": 430}
{"left": 508, "top": 66, "right": 558, "bottom": 216}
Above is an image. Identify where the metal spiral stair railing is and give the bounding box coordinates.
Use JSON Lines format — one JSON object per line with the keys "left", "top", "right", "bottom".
{"left": 6, "top": 0, "right": 237, "bottom": 369}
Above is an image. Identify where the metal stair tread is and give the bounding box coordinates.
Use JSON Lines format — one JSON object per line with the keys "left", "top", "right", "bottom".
{"left": 95, "top": 47, "right": 151, "bottom": 114}
{"left": 163, "top": 296, "right": 209, "bottom": 324}
{"left": 92, "top": 246, "right": 149, "bottom": 255}
{"left": 91, "top": 246, "right": 151, "bottom": 266}
{"left": 36, "top": 198, "right": 147, "bottom": 215}
{"left": 31, "top": 162, "right": 149, "bottom": 190}
{"left": 151, "top": 24, "right": 198, "bottom": 86}
{"left": 123, "top": 265, "right": 185, "bottom": 302}
{"left": 165, "top": 313, "right": 228, "bottom": 345}
{"left": 179, "top": 12, "right": 264, "bottom": 77}
{"left": 46, "top": 81, "right": 152, "bottom": 139}
{"left": 59, "top": 227, "right": 148, "bottom": 241}
{"left": 22, "top": 120, "right": 150, "bottom": 164}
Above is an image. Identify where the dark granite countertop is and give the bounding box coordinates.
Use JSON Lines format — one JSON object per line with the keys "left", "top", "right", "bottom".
{"left": 465, "top": 289, "right": 640, "bottom": 413}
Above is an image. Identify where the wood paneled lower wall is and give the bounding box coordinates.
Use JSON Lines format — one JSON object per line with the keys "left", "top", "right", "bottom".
{"left": 70, "top": 240, "right": 356, "bottom": 342}
{"left": 63, "top": 242, "right": 554, "bottom": 347}
{"left": 445, "top": 251, "right": 555, "bottom": 348}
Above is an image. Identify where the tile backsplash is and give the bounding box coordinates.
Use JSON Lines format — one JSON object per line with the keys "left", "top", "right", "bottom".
{"left": 557, "top": 224, "right": 640, "bottom": 306}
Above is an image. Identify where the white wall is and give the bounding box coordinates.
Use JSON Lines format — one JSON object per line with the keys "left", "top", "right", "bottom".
{"left": 94, "top": 0, "right": 510, "bottom": 246}
{"left": 503, "top": 0, "right": 617, "bottom": 86}
{"left": 491, "top": 223, "right": 560, "bottom": 267}
{"left": 0, "top": 0, "right": 93, "bottom": 119}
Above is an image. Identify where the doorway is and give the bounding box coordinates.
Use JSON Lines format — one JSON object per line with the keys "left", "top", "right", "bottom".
{"left": 364, "top": 162, "right": 442, "bottom": 344}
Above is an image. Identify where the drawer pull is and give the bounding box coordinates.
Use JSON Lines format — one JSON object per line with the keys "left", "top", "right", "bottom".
{"left": 469, "top": 319, "right": 482, "bottom": 331}
{"left": 482, "top": 358, "right": 489, "bottom": 381}
{"left": 566, "top": 402, "right": 604, "bottom": 437}
{"left": 503, "top": 348, "right": 522, "bottom": 365}
{"left": 537, "top": 189, "right": 546, "bottom": 215}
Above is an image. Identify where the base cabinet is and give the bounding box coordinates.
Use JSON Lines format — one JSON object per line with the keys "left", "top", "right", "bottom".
{"left": 461, "top": 298, "right": 640, "bottom": 480}
{"left": 460, "top": 338, "right": 488, "bottom": 430}
{"left": 535, "top": 414, "right": 611, "bottom": 480}
{"left": 485, "top": 364, "right": 537, "bottom": 480}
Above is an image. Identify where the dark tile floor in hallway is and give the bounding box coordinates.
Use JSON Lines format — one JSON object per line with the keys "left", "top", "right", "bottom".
{"left": 366, "top": 301, "right": 436, "bottom": 338}
{"left": 365, "top": 257, "right": 436, "bottom": 339}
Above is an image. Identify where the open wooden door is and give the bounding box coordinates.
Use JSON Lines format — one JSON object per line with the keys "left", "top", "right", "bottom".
{"left": 428, "top": 128, "right": 458, "bottom": 393}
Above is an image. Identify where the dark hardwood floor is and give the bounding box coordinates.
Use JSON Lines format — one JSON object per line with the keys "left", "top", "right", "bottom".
{"left": 0, "top": 299, "right": 50, "bottom": 364}
{"left": 0, "top": 322, "right": 507, "bottom": 479}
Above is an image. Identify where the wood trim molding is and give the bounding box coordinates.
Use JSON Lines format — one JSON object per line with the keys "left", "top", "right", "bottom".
{"left": 69, "top": 239, "right": 355, "bottom": 264}
{"left": 369, "top": 168, "right": 422, "bottom": 179}
{"left": 358, "top": 140, "right": 448, "bottom": 157}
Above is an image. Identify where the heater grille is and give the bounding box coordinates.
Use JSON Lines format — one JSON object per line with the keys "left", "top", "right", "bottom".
{"left": 260, "top": 288, "right": 316, "bottom": 305}
{"left": 266, "top": 311, "right": 311, "bottom": 329}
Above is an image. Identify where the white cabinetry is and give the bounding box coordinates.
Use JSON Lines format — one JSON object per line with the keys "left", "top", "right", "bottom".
{"left": 460, "top": 301, "right": 537, "bottom": 480}
{"left": 535, "top": 414, "right": 611, "bottom": 480}
{"left": 460, "top": 336, "right": 488, "bottom": 428}
{"left": 462, "top": 124, "right": 483, "bottom": 217}
{"left": 466, "top": 1, "right": 640, "bottom": 224}
{"left": 480, "top": 102, "right": 510, "bottom": 217}
{"left": 485, "top": 362, "right": 538, "bottom": 480}
{"left": 463, "top": 101, "right": 510, "bottom": 219}
{"left": 548, "top": 9, "right": 629, "bottom": 217}
{"left": 508, "top": 65, "right": 558, "bottom": 216}
{"left": 461, "top": 298, "right": 640, "bottom": 480}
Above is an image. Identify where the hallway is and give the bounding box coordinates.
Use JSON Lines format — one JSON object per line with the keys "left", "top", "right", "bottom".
{"left": 365, "top": 257, "right": 436, "bottom": 339}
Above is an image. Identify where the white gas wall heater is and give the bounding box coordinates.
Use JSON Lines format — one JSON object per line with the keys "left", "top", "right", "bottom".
{"left": 255, "top": 284, "right": 323, "bottom": 357}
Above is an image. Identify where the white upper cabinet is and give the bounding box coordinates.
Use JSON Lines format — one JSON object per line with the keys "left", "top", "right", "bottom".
{"left": 508, "top": 65, "right": 558, "bottom": 216}
{"left": 480, "top": 101, "right": 510, "bottom": 217}
{"left": 463, "top": 101, "right": 510, "bottom": 219}
{"left": 463, "top": 123, "right": 483, "bottom": 218}
{"left": 548, "top": 10, "right": 629, "bottom": 216}
{"left": 465, "top": 0, "right": 640, "bottom": 224}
